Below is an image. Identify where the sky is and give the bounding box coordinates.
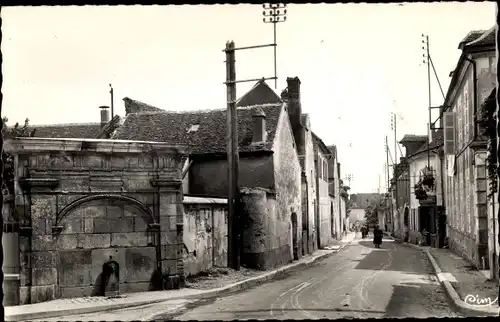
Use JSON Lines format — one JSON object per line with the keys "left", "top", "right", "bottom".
{"left": 1, "top": 3, "right": 497, "bottom": 194}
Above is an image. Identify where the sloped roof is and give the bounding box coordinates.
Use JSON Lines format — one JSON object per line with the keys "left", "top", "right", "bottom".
{"left": 399, "top": 134, "right": 428, "bottom": 143}
{"left": 30, "top": 123, "right": 103, "bottom": 139}
{"left": 112, "top": 103, "right": 283, "bottom": 154}
{"left": 95, "top": 115, "right": 122, "bottom": 139}
{"left": 458, "top": 30, "right": 487, "bottom": 49}
{"left": 409, "top": 130, "right": 443, "bottom": 158}
{"left": 236, "top": 79, "right": 282, "bottom": 107}
{"left": 462, "top": 27, "right": 495, "bottom": 48}
{"left": 123, "top": 97, "right": 165, "bottom": 115}
{"left": 311, "top": 132, "right": 330, "bottom": 154}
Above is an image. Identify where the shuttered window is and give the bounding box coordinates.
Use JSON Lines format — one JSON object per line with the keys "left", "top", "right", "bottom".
{"left": 443, "top": 112, "right": 457, "bottom": 155}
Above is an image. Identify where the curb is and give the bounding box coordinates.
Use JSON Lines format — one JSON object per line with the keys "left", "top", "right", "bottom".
{"left": 6, "top": 237, "right": 355, "bottom": 321}
{"left": 402, "top": 242, "right": 498, "bottom": 317}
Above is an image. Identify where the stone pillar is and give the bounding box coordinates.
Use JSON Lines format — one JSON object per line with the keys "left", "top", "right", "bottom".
{"left": 2, "top": 194, "right": 20, "bottom": 306}
{"left": 152, "top": 178, "right": 184, "bottom": 289}
{"left": 474, "top": 152, "right": 489, "bottom": 269}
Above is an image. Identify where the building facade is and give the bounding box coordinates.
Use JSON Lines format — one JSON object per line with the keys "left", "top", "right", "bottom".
{"left": 3, "top": 138, "right": 186, "bottom": 305}
{"left": 441, "top": 27, "right": 496, "bottom": 269}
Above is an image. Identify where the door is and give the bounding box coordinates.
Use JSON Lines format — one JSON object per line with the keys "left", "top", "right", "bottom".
{"left": 291, "top": 213, "right": 298, "bottom": 260}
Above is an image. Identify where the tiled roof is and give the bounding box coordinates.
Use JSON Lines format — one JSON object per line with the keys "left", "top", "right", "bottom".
{"left": 464, "top": 27, "right": 495, "bottom": 48}
{"left": 458, "top": 30, "right": 486, "bottom": 49}
{"left": 123, "top": 97, "right": 165, "bottom": 115}
{"left": 112, "top": 103, "right": 283, "bottom": 154}
{"left": 411, "top": 130, "right": 443, "bottom": 157}
{"left": 30, "top": 123, "right": 103, "bottom": 139}
{"left": 312, "top": 132, "right": 330, "bottom": 154}
{"left": 236, "top": 79, "right": 282, "bottom": 107}
{"left": 399, "top": 134, "right": 428, "bottom": 143}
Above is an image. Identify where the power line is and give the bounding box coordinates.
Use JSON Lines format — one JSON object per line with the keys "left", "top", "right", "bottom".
{"left": 429, "top": 56, "right": 446, "bottom": 101}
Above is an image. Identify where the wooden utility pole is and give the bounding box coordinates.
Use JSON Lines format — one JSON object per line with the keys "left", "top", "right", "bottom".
{"left": 393, "top": 114, "right": 398, "bottom": 234}
{"left": 385, "top": 136, "right": 393, "bottom": 230}
{"left": 225, "top": 41, "right": 240, "bottom": 270}
{"left": 222, "top": 40, "right": 277, "bottom": 270}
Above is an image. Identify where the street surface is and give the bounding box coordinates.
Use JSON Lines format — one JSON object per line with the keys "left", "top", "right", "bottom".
{"left": 39, "top": 234, "right": 462, "bottom": 321}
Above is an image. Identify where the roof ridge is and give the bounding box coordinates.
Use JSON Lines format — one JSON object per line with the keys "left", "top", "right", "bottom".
{"left": 30, "top": 122, "right": 101, "bottom": 127}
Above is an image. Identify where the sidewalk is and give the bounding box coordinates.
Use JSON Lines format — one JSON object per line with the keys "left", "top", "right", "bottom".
{"left": 402, "top": 242, "right": 499, "bottom": 317}
{"left": 5, "top": 232, "right": 356, "bottom": 321}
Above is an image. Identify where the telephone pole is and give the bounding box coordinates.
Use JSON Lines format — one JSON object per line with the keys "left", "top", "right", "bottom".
{"left": 385, "top": 136, "right": 393, "bottom": 230}
{"left": 224, "top": 40, "right": 277, "bottom": 270}
{"left": 263, "top": 3, "right": 287, "bottom": 89}
{"left": 422, "top": 34, "right": 431, "bottom": 168}
{"left": 109, "top": 84, "right": 114, "bottom": 119}
{"left": 225, "top": 41, "right": 240, "bottom": 270}
{"left": 391, "top": 112, "right": 398, "bottom": 233}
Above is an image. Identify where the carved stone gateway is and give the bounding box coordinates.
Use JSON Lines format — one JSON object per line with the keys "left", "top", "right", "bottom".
{"left": 3, "top": 138, "right": 187, "bottom": 305}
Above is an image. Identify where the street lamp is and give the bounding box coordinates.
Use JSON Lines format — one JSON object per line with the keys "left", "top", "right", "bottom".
{"left": 262, "top": 3, "right": 287, "bottom": 89}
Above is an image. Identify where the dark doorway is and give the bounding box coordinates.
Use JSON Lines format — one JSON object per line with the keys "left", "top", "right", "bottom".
{"left": 419, "top": 206, "right": 435, "bottom": 246}
{"left": 291, "top": 213, "right": 298, "bottom": 260}
{"left": 437, "top": 207, "right": 446, "bottom": 248}
{"left": 403, "top": 207, "right": 409, "bottom": 242}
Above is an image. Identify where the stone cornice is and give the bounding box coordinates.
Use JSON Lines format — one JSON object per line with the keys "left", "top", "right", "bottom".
{"left": 150, "top": 178, "right": 183, "bottom": 188}
{"left": 19, "top": 178, "right": 59, "bottom": 189}
{"left": 4, "top": 138, "right": 188, "bottom": 155}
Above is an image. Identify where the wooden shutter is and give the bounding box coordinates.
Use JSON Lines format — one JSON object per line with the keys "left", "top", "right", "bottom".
{"left": 443, "top": 112, "right": 456, "bottom": 155}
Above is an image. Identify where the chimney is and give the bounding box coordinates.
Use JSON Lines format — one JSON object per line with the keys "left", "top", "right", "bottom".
{"left": 99, "top": 106, "right": 110, "bottom": 128}
{"left": 280, "top": 88, "right": 288, "bottom": 102}
{"left": 286, "top": 77, "right": 304, "bottom": 153}
{"left": 286, "top": 77, "right": 302, "bottom": 131}
{"left": 252, "top": 107, "right": 266, "bottom": 144}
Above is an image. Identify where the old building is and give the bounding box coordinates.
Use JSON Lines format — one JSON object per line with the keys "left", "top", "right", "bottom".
{"left": 327, "top": 145, "right": 343, "bottom": 240}
{"left": 401, "top": 132, "right": 444, "bottom": 246}
{"left": 3, "top": 137, "right": 186, "bottom": 305}
{"left": 112, "top": 79, "right": 303, "bottom": 270}
{"left": 440, "top": 26, "right": 496, "bottom": 270}
{"left": 312, "top": 133, "right": 335, "bottom": 247}
{"left": 390, "top": 157, "right": 411, "bottom": 241}
{"left": 280, "top": 78, "right": 318, "bottom": 255}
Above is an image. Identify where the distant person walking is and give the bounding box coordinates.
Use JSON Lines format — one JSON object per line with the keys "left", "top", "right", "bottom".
{"left": 373, "top": 225, "right": 383, "bottom": 248}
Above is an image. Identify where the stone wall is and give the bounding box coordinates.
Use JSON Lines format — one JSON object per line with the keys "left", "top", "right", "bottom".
{"left": 4, "top": 138, "right": 186, "bottom": 304}
{"left": 241, "top": 188, "right": 292, "bottom": 269}
{"left": 182, "top": 196, "right": 228, "bottom": 277}
{"left": 272, "top": 106, "right": 302, "bottom": 260}
{"left": 302, "top": 117, "right": 317, "bottom": 253}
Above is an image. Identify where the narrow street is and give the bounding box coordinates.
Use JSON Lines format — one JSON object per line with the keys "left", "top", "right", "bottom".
{"left": 43, "top": 235, "right": 462, "bottom": 321}
{"left": 163, "top": 236, "right": 460, "bottom": 320}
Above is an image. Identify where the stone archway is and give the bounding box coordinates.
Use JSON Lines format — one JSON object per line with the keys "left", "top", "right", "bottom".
{"left": 54, "top": 194, "right": 159, "bottom": 299}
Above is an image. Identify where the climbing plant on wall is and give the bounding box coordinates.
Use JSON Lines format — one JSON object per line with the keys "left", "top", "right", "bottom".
{"left": 2, "top": 117, "right": 36, "bottom": 195}
{"left": 478, "top": 89, "right": 497, "bottom": 199}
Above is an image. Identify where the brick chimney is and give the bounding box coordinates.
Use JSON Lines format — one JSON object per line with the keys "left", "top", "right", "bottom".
{"left": 285, "top": 77, "right": 304, "bottom": 153}
{"left": 252, "top": 107, "right": 266, "bottom": 144}
{"left": 99, "top": 106, "right": 110, "bottom": 128}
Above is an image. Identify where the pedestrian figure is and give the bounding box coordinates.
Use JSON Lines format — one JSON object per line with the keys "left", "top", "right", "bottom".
{"left": 373, "top": 225, "right": 383, "bottom": 248}
{"left": 361, "top": 226, "right": 367, "bottom": 239}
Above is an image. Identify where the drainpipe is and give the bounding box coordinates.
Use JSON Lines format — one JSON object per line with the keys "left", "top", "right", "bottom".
{"left": 439, "top": 149, "right": 446, "bottom": 247}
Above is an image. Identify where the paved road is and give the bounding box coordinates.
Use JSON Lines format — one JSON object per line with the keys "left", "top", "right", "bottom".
{"left": 41, "top": 235, "right": 461, "bottom": 321}
{"left": 161, "top": 236, "right": 461, "bottom": 320}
